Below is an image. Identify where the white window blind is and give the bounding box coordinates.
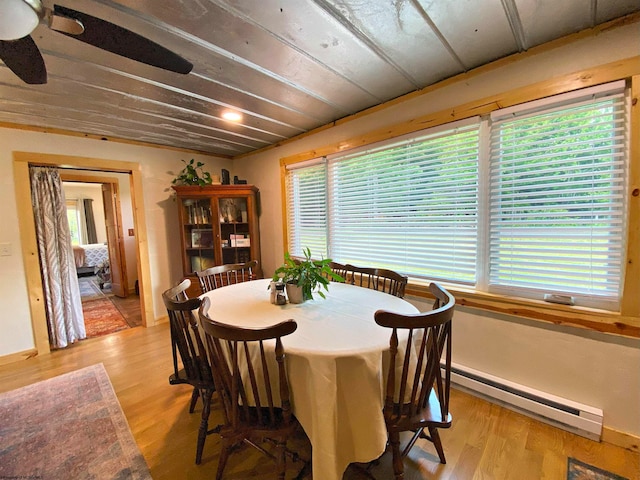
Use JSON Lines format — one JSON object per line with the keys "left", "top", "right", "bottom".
{"left": 328, "top": 121, "right": 480, "bottom": 284}
{"left": 285, "top": 160, "right": 328, "bottom": 258}
{"left": 488, "top": 83, "right": 627, "bottom": 309}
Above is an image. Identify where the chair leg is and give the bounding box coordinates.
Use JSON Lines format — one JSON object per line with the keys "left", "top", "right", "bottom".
{"left": 428, "top": 426, "right": 446, "bottom": 464}
{"left": 276, "top": 439, "right": 286, "bottom": 480}
{"left": 189, "top": 387, "right": 200, "bottom": 413}
{"left": 216, "top": 441, "right": 232, "bottom": 480}
{"left": 389, "top": 431, "right": 405, "bottom": 480}
{"left": 195, "top": 389, "right": 212, "bottom": 464}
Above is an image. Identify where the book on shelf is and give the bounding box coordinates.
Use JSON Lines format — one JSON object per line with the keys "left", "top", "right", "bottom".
{"left": 230, "top": 234, "right": 250, "bottom": 247}
{"left": 186, "top": 204, "right": 211, "bottom": 224}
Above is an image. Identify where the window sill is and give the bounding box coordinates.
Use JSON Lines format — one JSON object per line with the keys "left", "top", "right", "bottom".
{"left": 405, "top": 281, "right": 640, "bottom": 338}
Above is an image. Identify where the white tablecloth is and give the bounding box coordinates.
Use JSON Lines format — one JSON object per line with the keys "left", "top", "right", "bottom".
{"left": 201, "top": 278, "right": 418, "bottom": 480}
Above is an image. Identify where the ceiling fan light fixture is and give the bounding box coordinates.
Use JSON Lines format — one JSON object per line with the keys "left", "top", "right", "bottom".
{"left": 0, "top": 0, "right": 43, "bottom": 41}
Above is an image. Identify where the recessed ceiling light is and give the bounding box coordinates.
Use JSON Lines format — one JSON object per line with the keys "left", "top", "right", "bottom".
{"left": 222, "top": 111, "right": 242, "bottom": 122}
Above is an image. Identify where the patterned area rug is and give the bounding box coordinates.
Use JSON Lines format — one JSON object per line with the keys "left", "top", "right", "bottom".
{"left": 83, "top": 297, "right": 130, "bottom": 337}
{"left": 79, "top": 276, "right": 130, "bottom": 337}
{"left": 0, "top": 364, "right": 151, "bottom": 480}
{"left": 568, "top": 457, "right": 629, "bottom": 480}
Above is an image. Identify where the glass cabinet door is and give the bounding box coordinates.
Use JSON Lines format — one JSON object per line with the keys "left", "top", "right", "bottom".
{"left": 181, "top": 198, "right": 215, "bottom": 273}
{"left": 218, "top": 197, "right": 251, "bottom": 264}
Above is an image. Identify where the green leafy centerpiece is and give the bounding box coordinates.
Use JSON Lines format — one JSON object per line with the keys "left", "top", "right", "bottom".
{"left": 273, "top": 248, "right": 343, "bottom": 303}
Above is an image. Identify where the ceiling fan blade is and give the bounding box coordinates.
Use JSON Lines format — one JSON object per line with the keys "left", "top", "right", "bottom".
{"left": 0, "top": 36, "right": 47, "bottom": 84}
{"left": 52, "top": 5, "right": 193, "bottom": 75}
{"left": 48, "top": 12, "right": 84, "bottom": 36}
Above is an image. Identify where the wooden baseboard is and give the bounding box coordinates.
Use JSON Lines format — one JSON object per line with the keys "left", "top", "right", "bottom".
{"left": 602, "top": 426, "right": 640, "bottom": 452}
{"left": 153, "top": 315, "right": 169, "bottom": 326}
{"left": 0, "top": 348, "right": 38, "bottom": 366}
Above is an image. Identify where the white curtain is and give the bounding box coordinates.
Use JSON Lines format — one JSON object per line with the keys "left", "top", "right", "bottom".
{"left": 30, "top": 166, "right": 86, "bottom": 348}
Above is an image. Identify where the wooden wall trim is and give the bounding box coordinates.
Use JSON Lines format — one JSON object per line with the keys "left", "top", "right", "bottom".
{"left": 602, "top": 426, "right": 640, "bottom": 453}
{"left": 130, "top": 168, "right": 155, "bottom": 327}
{"left": 0, "top": 349, "right": 38, "bottom": 366}
{"left": 59, "top": 172, "right": 120, "bottom": 184}
{"left": 405, "top": 283, "right": 640, "bottom": 338}
{"left": 13, "top": 158, "right": 50, "bottom": 355}
{"left": 279, "top": 158, "right": 290, "bottom": 254}
{"left": 622, "top": 75, "right": 640, "bottom": 316}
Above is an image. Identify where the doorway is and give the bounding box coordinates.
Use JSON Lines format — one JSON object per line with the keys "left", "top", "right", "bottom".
{"left": 13, "top": 152, "right": 154, "bottom": 356}
{"left": 62, "top": 176, "right": 142, "bottom": 338}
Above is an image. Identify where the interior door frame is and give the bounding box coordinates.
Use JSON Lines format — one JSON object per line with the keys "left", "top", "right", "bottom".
{"left": 13, "top": 152, "right": 154, "bottom": 355}
{"left": 101, "top": 181, "right": 128, "bottom": 297}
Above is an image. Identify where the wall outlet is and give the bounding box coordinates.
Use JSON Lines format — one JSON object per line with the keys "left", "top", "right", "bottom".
{"left": 0, "top": 243, "right": 11, "bottom": 256}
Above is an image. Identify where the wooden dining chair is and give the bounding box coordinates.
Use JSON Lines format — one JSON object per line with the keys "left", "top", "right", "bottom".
{"left": 328, "top": 261, "right": 350, "bottom": 283}
{"left": 345, "top": 264, "right": 408, "bottom": 298}
{"left": 162, "top": 279, "right": 217, "bottom": 464}
{"left": 197, "top": 260, "right": 258, "bottom": 293}
{"left": 198, "top": 297, "right": 306, "bottom": 480}
{"left": 374, "top": 282, "right": 455, "bottom": 479}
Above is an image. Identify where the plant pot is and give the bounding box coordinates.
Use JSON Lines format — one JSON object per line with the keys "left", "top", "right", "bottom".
{"left": 286, "top": 283, "right": 305, "bottom": 304}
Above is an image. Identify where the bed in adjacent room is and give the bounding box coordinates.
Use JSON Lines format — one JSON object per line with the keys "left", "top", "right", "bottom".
{"left": 73, "top": 243, "right": 109, "bottom": 276}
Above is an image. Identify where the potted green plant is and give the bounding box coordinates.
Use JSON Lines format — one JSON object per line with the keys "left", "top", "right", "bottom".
{"left": 273, "top": 248, "right": 343, "bottom": 303}
{"left": 171, "top": 158, "right": 213, "bottom": 186}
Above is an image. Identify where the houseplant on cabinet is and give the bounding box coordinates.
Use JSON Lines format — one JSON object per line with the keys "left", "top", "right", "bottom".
{"left": 171, "top": 158, "right": 213, "bottom": 186}
{"left": 273, "top": 248, "right": 343, "bottom": 303}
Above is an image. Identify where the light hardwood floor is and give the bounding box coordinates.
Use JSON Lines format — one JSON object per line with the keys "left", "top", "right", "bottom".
{"left": 0, "top": 324, "right": 637, "bottom": 480}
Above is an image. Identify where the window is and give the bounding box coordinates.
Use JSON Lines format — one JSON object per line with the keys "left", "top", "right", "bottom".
{"left": 328, "top": 120, "right": 480, "bottom": 284}
{"left": 284, "top": 82, "right": 628, "bottom": 311}
{"left": 66, "top": 199, "right": 82, "bottom": 246}
{"left": 286, "top": 161, "right": 328, "bottom": 256}
{"left": 488, "top": 83, "right": 627, "bottom": 310}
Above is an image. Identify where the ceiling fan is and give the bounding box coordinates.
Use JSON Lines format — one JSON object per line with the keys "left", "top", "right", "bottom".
{"left": 0, "top": 0, "right": 193, "bottom": 84}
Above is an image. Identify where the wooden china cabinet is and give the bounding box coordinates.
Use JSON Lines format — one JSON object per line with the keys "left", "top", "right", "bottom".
{"left": 172, "top": 184, "right": 262, "bottom": 296}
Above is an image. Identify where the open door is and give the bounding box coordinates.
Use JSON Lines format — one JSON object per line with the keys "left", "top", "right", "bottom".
{"left": 102, "top": 183, "right": 128, "bottom": 298}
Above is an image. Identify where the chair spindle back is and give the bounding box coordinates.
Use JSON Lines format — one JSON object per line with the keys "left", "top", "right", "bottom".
{"left": 346, "top": 264, "right": 408, "bottom": 298}
{"left": 197, "top": 260, "right": 258, "bottom": 293}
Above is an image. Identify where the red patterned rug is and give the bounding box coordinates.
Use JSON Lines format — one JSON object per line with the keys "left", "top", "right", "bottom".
{"left": 0, "top": 364, "right": 151, "bottom": 479}
{"left": 83, "top": 297, "right": 130, "bottom": 337}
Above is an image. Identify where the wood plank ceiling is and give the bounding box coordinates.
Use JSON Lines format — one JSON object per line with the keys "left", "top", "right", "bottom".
{"left": 1, "top": 0, "right": 638, "bottom": 158}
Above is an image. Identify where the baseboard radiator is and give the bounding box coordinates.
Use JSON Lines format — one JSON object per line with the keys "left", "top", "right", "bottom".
{"left": 444, "top": 362, "right": 603, "bottom": 441}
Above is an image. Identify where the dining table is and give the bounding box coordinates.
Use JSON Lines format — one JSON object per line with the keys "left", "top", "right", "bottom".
{"left": 200, "top": 278, "right": 419, "bottom": 480}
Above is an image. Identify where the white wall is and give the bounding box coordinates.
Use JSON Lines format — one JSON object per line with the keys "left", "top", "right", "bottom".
{"left": 62, "top": 182, "right": 108, "bottom": 244}
{"left": 0, "top": 131, "right": 231, "bottom": 356}
{"left": 234, "top": 23, "right": 640, "bottom": 437}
